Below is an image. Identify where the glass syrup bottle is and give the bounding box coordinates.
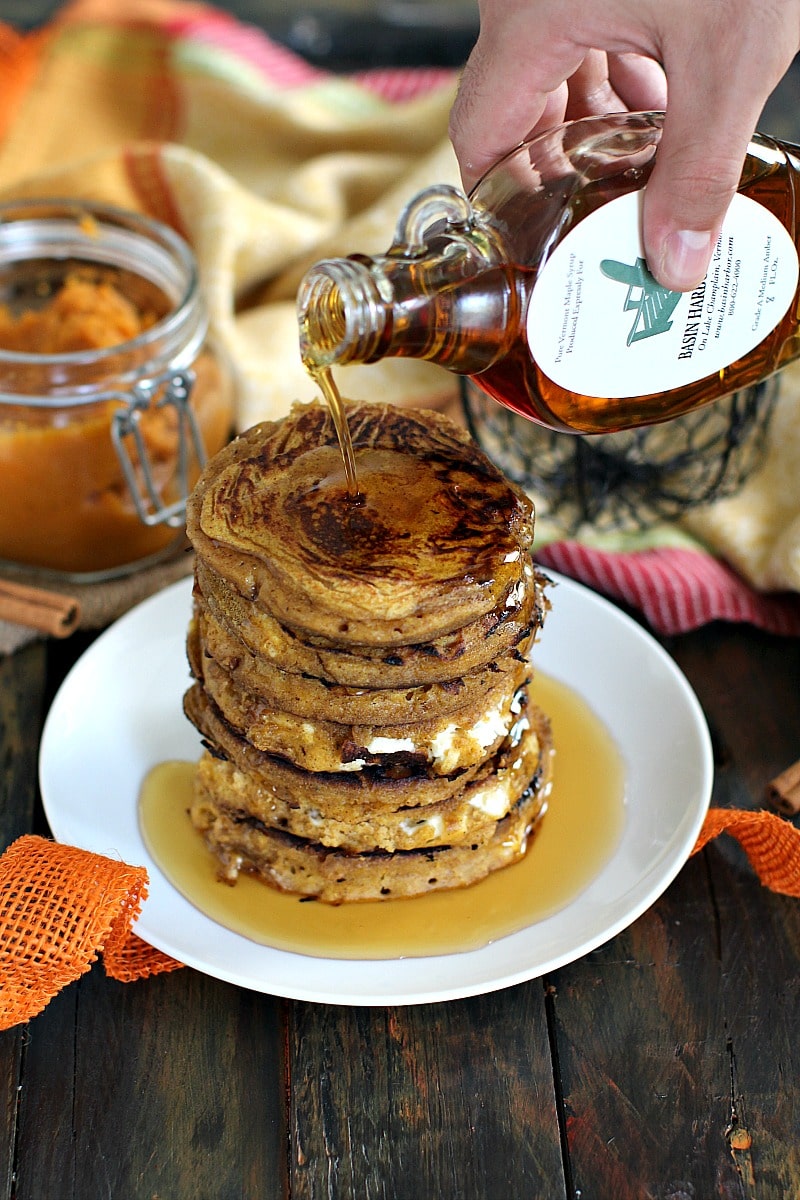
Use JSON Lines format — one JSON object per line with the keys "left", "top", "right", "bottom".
{"left": 298, "top": 111, "right": 800, "bottom": 436}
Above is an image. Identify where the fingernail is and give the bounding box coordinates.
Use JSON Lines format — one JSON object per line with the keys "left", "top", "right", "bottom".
{"left": 659, "top": 229, "right": 714, "bottom": 291}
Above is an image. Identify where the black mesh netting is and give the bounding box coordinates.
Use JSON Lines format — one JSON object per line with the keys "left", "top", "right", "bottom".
{"left": 462, "top": 376, "right": 779, "bottom": 533}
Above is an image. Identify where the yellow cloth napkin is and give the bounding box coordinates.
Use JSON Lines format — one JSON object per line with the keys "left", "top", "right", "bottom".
{"left": 0, "top": 0, "right": 462, "bottom": 432}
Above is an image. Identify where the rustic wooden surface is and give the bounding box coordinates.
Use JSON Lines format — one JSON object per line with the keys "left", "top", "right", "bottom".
{"left": 2, "top": 4, "right": 800, "bottom": 1197}
{"left": 1, "top": 612, "right": 800, "bottom": 1199}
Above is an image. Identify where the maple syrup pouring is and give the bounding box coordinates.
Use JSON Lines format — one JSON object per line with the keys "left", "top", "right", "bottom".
{"left": 300, "top": 287, "right": 362, "bottom": 499}
{"left": 308, "top": 364, "right": 362, "bottom": 500}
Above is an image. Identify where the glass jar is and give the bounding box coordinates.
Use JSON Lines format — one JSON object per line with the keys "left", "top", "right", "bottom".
{"left": 0, "top": 199, "right": 235, "bottom": 579}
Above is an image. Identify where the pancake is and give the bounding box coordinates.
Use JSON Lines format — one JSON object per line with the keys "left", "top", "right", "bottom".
{"left": 194, "top": 553, "right": 547, "bottom": 687}
{"left": 190, "top": 629, "right": 532, "bottom": 775}
{"left": 183, "top": 681, "right": 490, "bottom": 812}
{"left": 190, "top": 702, "right": 551, "bottom": 854}
{"left": 182, "top": 397, "right": 553, "bottom": 904}
{"left": 189, "top": 736, "right": 553, "bottom": 902}
{"left": 192, "top": 603, "right": 535, "bottom": 726}
{"left": 185, "top": 400, "right": 535, "bottom": 646}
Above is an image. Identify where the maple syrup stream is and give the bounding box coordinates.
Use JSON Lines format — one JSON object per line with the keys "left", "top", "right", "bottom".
{"left": 307, "top": 365, "right": 362, "bottom": 498}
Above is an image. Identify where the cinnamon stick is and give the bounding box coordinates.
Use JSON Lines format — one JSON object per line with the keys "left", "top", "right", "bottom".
{"left": 0, "top": 578, "right": 80, "bottom": 638}
{"left": 766, "top": 759, "right": 800, "bottom": 816}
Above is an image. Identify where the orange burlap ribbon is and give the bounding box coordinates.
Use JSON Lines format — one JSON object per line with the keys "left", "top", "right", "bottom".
{"left": 689, "top": 806, "right": 800, "bottom": 893}
{"left": 2, "top": 808, "right": 800, "bottom": 1028}
{"left": 0, "top": 835, "right": 182, "bottom": 1029}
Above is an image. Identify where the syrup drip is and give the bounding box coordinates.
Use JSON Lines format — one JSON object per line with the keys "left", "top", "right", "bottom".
{"left": 307, "top": 364, "right": 361, "bottom": 499}
{"left": 138, "top": 672, "right": 626, "bottom": 961}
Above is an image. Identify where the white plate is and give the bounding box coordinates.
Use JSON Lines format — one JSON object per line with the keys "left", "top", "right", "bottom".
{"left": 39, "top": 572, "right": 712, "bottom": 1006}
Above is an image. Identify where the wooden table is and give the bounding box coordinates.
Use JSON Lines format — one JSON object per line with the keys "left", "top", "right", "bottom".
{"left": 3, "top": 4, "right": 800, "bottom": 1197}
{"left": 2, "top": 620, "right": 800, "bottom": 1198}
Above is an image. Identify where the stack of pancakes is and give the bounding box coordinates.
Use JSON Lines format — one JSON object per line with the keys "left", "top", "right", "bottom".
{"left": 183, "top": 399, "right": 553, "bottom": 903}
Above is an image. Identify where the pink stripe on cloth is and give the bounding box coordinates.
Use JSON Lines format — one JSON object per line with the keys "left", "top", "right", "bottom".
{"left": 535, "top": 543, "right": 800, "bottom": 636}
{"left": 165, "top": 10, "right": 325, "bottom": 87}
{"left": 165, "top": 10, "right": 454, "bottom": 99}
{"left": 352, "top": 67, "right": 455, "bottom": 102}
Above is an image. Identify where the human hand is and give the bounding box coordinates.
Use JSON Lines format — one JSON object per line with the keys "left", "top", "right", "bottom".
{"left": 449, "top": 0, "right": 800, "bottom": 290}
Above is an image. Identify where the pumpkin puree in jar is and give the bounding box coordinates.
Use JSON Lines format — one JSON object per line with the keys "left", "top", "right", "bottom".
{"left": 0, "top": 275, "right": 233, "bottom": 574}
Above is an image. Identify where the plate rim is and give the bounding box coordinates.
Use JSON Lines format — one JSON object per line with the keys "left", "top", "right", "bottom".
{"left": 39, "top": 570, "right": 713, "bottom": 1006}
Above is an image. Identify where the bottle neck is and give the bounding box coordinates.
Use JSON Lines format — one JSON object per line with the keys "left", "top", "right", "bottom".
{"left": 782, "top": 139, "right": 800, "bottom": 186}
{"left": 297, "top": 257, "right": 388, "bottom": 371}
{"left": 298, "top": 182, "right": 512, "bottom": 377}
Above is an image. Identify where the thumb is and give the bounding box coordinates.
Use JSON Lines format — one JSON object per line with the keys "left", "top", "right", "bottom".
{"left": 642, "top": 45, "right": 792, "bottom": 290}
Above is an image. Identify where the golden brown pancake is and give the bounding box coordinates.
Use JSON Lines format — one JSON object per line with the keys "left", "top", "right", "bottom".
{"left": 190, "top": 730, "right": 553, "bottom": 902}
{"left": 192, "top": 603, "right": 534, "bottom": 726}
{"left": 190, "top": 630, "right": 532, "bottom": 776}
{"left": 190, "top": 703, "right": 550, "bottom": 854}
{"left": 184, "top": 681, "right": 489, "bottom": 812}
{"left": 194, "top": 553, "right": 547, "bottom": 688}
{"left": 185, "top": 400, "right": 535, "bottom": 646}
{"left": 182, "top": 398, "right": 552, "bottom": 904}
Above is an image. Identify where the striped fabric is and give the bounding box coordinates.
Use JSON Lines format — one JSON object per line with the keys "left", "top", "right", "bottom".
{"left": 164, "top": 6, "right": 454, "bottom": 99}
{"left": 537, "top": 542, "right": 800, "bottom": 635}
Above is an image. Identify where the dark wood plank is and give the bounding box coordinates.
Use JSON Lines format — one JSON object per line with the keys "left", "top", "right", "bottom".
{"left": 286, "top": 989, "right": 567, "bottom": 1199}
{"left": 672, "top": 624, "right": 800, "bottom": 799}
{"left": 708, "top": 851, "right": 800, "bottom": 1195}
{"left": 0, "top": 629, "right": 288, "bottom": 1199}
{"left": 0, "top": 642, "right": 49, "bottom": 1200}
{"left": 547, "top": 858, "right": 729, "bottom": 1198}
{"left": 548, "top": 625, "right": 800, "bottom": 1197}
{"left": 551, "top": 839, "right": 800, "bottom": 1197}
{"left": 680, "top": 626, "right": 800, "bottom": 1195}
{"left": 14, "top": 967, "right": 288, "bottom": 1200}
{"left": 7, "top": 986, "right": 78, "bottom": 1200}
{"left": 0, "top": 639, "right": 47, "bottom": 854}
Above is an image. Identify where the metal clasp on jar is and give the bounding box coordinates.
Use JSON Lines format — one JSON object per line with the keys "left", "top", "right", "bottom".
{"left": 110, "top": 368, "right": 206, "bottom": 527}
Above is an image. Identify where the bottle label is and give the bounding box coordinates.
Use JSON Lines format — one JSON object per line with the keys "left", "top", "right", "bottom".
{"left": 526, "top": 191, "right": 799, "bottom": 398}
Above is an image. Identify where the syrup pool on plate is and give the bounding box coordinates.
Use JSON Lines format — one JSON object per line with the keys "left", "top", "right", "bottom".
{"left": 138, "top": 671, "right": 626, "bottom": 960}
